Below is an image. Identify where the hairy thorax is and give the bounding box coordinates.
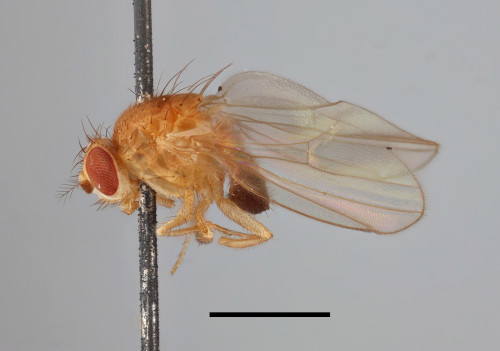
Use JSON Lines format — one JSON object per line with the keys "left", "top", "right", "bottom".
{"left": 112, "top": 93, "right": 226, "bottom": 198}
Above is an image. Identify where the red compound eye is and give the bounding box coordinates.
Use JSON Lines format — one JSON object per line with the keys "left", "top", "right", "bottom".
{"left": 85, "top": 147, "right": 119, "bottom": 196}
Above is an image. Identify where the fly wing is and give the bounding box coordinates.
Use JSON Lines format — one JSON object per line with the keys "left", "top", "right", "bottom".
{"left": 200, "top": 72, "right": 438, "bottom": 233}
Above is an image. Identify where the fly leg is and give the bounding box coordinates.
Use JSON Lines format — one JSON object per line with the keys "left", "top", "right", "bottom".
{"left": 157, "top": 196, "right": 175, "bottom": 208}
{"left": 156, "top": 190, "right": 197, "bottom": 274}
{"left": 156, "top": 191, "right": 214, "bottom": 243}
{"left": 170, "top": 236, "right": 190, "bottom": 275}
{"left": 215, "top": 197, "right": 273, "bottom": 248}
{"left": 156, "top": 190, "right": 195, "bottom": 236}
{"left": 194, "top": 196, "right": 214, "bottom": 244}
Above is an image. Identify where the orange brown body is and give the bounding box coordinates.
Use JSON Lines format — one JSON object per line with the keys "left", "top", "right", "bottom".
{"left": 69, "top": 69, "right": 438, "bottom": 273}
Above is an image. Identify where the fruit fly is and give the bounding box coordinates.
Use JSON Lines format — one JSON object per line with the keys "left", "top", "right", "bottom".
{"left": 63, "top": 66, "right": 438, "bottom": 273}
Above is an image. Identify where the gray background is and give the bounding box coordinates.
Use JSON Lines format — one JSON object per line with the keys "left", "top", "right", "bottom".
{"left": 1, "top": 0, "right": 499, "bottom": 350}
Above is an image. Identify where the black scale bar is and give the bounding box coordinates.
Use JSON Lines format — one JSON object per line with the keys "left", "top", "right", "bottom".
{"left": 210, "top": 312, "right": 330, "bottom": 318}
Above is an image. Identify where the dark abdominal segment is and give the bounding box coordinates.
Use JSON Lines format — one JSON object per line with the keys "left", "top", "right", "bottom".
{"left": 228, "top": 174, "right": 269, "bottom": 214}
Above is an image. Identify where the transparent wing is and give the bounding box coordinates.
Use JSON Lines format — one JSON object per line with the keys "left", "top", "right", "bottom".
{"left": 200, "top": 72, "right": 438, "bottom": 233}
